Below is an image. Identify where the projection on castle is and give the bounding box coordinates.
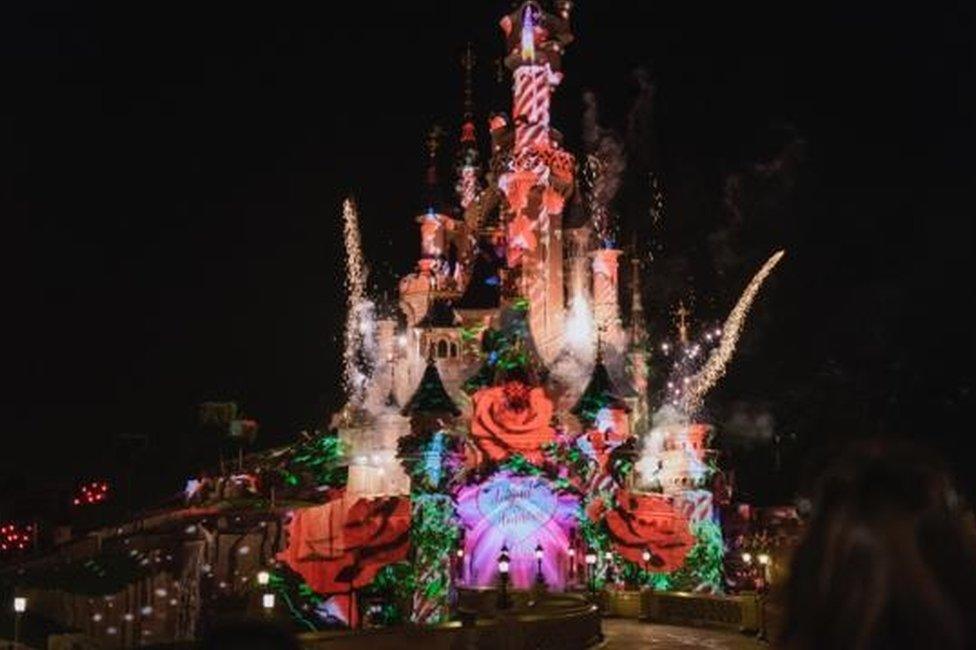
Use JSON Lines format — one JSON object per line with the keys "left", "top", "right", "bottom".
{"left": 263, "top": 0, "right": 784, "bottom": 627}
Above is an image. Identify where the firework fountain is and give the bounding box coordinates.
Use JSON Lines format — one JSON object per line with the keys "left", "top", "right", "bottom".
{"left": 340, "top": 198, "right": 378, "bottom": 407}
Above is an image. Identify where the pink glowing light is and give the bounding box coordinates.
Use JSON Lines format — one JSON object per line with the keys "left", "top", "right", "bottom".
{"left": 456, "top": 472, "right": 579, "bottom": 589}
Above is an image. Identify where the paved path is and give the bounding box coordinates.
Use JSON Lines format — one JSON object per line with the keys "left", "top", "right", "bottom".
{"left": 601, "top": 618, "right": 763, "bottom": 649}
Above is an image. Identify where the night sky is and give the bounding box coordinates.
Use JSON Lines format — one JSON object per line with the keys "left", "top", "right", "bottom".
{"left": 2, "top": 1, "right": 973, "bottom": 517}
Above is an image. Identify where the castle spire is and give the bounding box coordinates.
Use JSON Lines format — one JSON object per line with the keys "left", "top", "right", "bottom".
{"left": 456, "top": 44, "right": 482, "bottom": 210}
{"left": 675, "top": 300, "right": 691, "bottom": 345}
{"left": 461, "top": 42, "right": 476, "bottom": 126}
{"left": 423, "top": 124, "right": 449, "bottom": 215}
{"left": 629, "top": 255, "right": 648, "bottom": 348}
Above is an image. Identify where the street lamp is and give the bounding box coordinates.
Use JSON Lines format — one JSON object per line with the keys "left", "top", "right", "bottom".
{"left": 497, "top": 544, "right": 511, "bottom": 610}
{"left": 455, "top": 547, "right": 465, "bottom": 583}
{"left": 756, "top": 554, "right": 772, "bottom": 590}
{"left": 534, "top": 543, "right": 545, "bottom": 586}
{"left": 567, "top": 547, "right": 576, "bottom": 583}
{"left": 261, "top": 593, "right": 275, "bottom": 613}
{"left": 755, "top": 553, "right": 771, "bottom": 642}
{"left": 256, "top": 570, "right": 270, "bottom": 586}
{"left": 13, "top": 596, "right": 27, "bottom": 647}
{"left": 604, "top": 550, "right": 615, "bottom": 586}
{"left": 641, "top": 548, "right": 652, "bottom": 584}
{"left": 584, "top": 549, "right": 597, "bottom": 594}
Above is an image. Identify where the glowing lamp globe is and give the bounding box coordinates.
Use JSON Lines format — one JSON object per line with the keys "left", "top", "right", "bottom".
{"left": 256, "top": 570, "right": 270, "bottom": 586}
{"left": 13, "top": 597, "right": 27, "bottom": 613}
{"left": 604, "top": 550, "right": 613, "bottom": 561}
{"left": 498, "top": 544, "right": 511, "bottom": 574}
{"left": 534, "top": 543, "right": 544, "bottom": 561}
{"left": 456, "top": 548, "right": 464, "bottom": 558}
{"left": 568, "top": 548, "right": 576, "bottom": 558}
{"left": 261, "top": 593, "right": 275, "bottom": 610}
{"left": 757, "top": 553, "right": 770, "bottom": 566}
{"left": 741, "top": 552, "right": 753, "bottom": 564}
{"left": 584, "top": 550, "right": 597, "bottom": 566}
{"left": 641, "top": 549, "right": 652, "bottom": 563}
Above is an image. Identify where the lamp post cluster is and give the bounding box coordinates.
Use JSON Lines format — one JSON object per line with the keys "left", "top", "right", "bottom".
{"left": 256, "top": 569, "right": 274, "bottom": 614}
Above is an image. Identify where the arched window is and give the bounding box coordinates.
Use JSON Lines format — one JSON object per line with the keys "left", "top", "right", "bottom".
{"left": 450, "top": 342, "right": 458, "bottom": 358}
{"left": 437, "top": 339, "right": 448, "bottom": 358}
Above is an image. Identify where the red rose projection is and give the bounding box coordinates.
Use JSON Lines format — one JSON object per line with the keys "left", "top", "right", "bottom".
{"left": 277, "top": 493, "right": 410, "bottom": 625}
{"left": 469, "top": 382, "right": 556, "bottom": 463}
{"left": 605, "top": 490, "right": 694, "bottom": 572}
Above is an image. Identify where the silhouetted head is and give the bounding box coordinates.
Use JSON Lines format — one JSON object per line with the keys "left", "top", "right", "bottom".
{"left": 197, "top": 620, "right": 300, "bottom": 650}
{"left": 782, "top": 440, "right": 976, "bottom": 650}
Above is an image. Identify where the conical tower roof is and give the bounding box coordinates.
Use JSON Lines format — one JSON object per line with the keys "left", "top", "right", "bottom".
{"left": 571, "top": 356, "right": 631, "bottom": 425}
{"left": 401, "top": 358, "right": 461, "bottom": 417}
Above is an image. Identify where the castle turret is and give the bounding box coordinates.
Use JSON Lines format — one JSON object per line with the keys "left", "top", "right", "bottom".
{"left": 591, "top": 248, "right": 623, "bottom": 344}
{"left": 495, "top": 1, "right": 575, "bottom": 364}
{"left": 400, "top": 128, "right": 468, "bottom": 326}
{"left": 401, "top": 357, "right": 461, "bottom": 434}
{"left": 571, "top": 349, "right": 631, "bottom": 439}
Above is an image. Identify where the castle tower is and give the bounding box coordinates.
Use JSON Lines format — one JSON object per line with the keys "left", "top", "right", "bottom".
{"left": 497, "top": 1, "right": 575, "bottom": 364}
{"left": 400, "top": 128, "right": 468, "bottom": 327}
{"left": 591, "top": 248, "right": 623, "bottom": 343}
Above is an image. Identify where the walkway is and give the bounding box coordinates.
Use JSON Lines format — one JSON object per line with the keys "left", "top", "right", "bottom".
{"left": 601, "top": 618, "right": 763, "bottom": 649}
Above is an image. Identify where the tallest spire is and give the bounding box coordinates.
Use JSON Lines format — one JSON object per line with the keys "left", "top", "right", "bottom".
{"left": 500, "top": 2, "right": 574, "bottom": 72}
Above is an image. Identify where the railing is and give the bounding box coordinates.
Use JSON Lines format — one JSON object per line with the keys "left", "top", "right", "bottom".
{"left": 301, "top": 592, "right": 602, "bottom": 650}
{"left": 604, "top": 589, "right": 760, "bottom": 632}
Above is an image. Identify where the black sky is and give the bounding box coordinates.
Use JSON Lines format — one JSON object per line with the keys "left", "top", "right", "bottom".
{"left": 2, "top": 1, "right": 974, "bottom": 514}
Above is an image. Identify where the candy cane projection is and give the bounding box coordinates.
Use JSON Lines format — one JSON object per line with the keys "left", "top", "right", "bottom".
{"left": 498, "top": 2, "right": 575, "bottom": 362}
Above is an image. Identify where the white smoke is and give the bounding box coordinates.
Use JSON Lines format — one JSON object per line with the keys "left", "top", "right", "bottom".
{"left": 634, "top": 404, "right": 688, "bottom": 490}
{"left": 724, "top": 402, "right": 775, "bottom": 444}
{"left": 550, "top": 291, "right": 596, "bottom": 397}
{"left": 582, "top": 91, "right": 627, "bottom": 245}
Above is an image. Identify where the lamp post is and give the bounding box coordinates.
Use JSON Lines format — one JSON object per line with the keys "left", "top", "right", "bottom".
{"left": 567, "top": 547, "right": 576, "bottom": 584}
{"left": 756, "top": 553, "right": 771, "bottom": 642}
{"left": 584, "top": 549, "right": 597, "bottom": 595}
{"left": 456, "top": 547, "right": 465, "bottom": 583}
{"left": 534, "top": 543, "right": 545, "bottom": 586}
{"left": 641, "top": 548, "right": 652, "bottom": 585}
{"left": 757, "top": 553, "right": 771, "bottom": 587}
{"left": 13, "top": 596, "right": 27, "bottom": 647}
{"left": 261, "top": 593, "right": 275, "bottom": 615}
{"left": 497, "top": 544, "right": 511, "bottom": 610}
{"left": 604, "top": 550, "right": 615, "bottom": 587}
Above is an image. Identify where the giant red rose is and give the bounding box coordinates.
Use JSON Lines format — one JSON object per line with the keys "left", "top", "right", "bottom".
{"left": 469, "top": 381, "right": 556, "bottom": 464}
{"left": 605, "top": 490, "right": 694, "bottom": 572}
{"left": 277, "top": 493, "right": 410, "bottom": 625}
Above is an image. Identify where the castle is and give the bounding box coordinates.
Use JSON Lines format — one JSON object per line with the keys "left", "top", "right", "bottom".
{"left": 324, "top": 0, "right": 722, "bottom": 614}
{"left": 5, "top": 3, "right": 738, "bottom": 640}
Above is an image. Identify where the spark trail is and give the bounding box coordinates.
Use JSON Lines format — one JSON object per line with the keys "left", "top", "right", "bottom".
{"left": 341, "top": 197, "right": 377, "bottom": 405}
{"left": 679, "top": 250, "right": 785, "bottom": 414}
